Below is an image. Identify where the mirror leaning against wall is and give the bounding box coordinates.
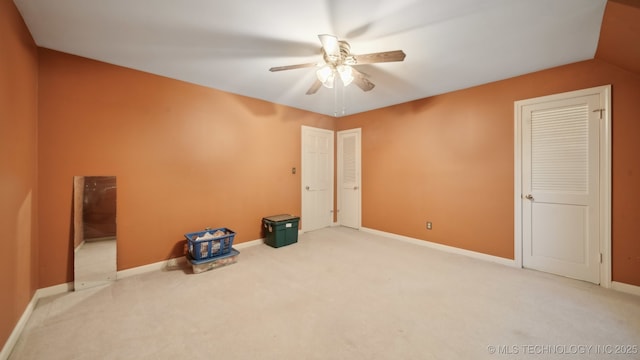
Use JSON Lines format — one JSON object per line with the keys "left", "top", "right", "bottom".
{"left": 73, "top": 176, "right": 117, "bottom": 291}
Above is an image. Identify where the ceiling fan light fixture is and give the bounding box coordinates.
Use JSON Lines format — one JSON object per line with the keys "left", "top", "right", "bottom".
{"left": 316, "top": 65, "right": 335, "bottom": 88}
{"left": 271, "top": 34, "right": 405, "bottom": 95}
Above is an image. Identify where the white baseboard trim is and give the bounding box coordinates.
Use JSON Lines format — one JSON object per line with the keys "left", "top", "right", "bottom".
{"left": 234, "top": 238, "right": 264, "bottom": 249}
{"left": 117, "top": 260, "right": 172, "bottom": 279}
{"left": 0, "top": 282, "right": 73, "bottom": 360}
{"left": 361, "top": 228, "right": 640, "bottom": 297}
{"left": 361, "top": 227, "right": 518, "bottom": 268}
{"left": 35, "top": 282, "right": 73, "bottom": 298}
{"left": 117, "top": 237, "right": 264, "bottom": 279}
{"left": 611, "top": 281, "right": 640, "bottom": 297}
{"left": 0, "top": 295, "right": 36, "bottom": 360}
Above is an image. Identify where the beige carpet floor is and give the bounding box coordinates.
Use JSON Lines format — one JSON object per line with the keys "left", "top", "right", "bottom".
{"left": 9, "top": 227, "right": 640, "bottom": 360}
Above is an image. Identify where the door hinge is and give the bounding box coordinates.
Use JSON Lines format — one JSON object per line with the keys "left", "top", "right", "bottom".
{"left": 593, "top": 108, "right": 605, "bottom": 119}
{"left": 599, "top": 253, "right": 603, "bottom": 263}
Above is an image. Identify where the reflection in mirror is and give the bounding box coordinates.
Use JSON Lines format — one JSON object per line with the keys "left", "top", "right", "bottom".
{"left": 74, "top": 176, "right": 117, "bottom": 290}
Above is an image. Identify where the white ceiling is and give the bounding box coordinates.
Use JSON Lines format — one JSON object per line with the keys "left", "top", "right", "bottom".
{"left": 14, "top": 0, "right": 607, "bottom": 117}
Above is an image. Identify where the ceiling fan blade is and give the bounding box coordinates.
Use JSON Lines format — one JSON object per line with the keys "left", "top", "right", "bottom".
{"left": 269, "top": 62, "right": 318, "bottom": 72}
{"left": 306, "top": 79, "right": 323, "bottom": 95}
{"left": 318, "top": 34, "right": 340, "bottom": 58}
{"left": 351, "top": 68, "right": 375, "bottom": 92}
{"left": 352, "top": 50, "right": 406, "bottom": 65}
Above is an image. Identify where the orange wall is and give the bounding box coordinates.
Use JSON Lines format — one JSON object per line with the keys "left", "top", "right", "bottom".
{"left": 0, "top": 0, "right": 39, "bottom": 350}
{"left": 37, "top": 49, "right": 335, "bottom": 287}
{"left": 337, "top": 58, "right": 640, "bottom": 286}
{"left": 596, "top": 1, "right": 640, "bottom": 75}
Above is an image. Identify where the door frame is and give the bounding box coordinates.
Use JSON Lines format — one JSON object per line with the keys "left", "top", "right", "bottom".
{"left": 301, "top": 125, "right": 335, "bottom": 233}
{"left": 337, "top": 128, "right": 362, "bottom": 229}
{"left": 514, "top": 85, "right": 612, "bottom": 287}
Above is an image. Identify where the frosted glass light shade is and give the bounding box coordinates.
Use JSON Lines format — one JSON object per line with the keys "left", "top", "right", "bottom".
{"left": 316, "top": 65, "right": 335, "bottom": 88}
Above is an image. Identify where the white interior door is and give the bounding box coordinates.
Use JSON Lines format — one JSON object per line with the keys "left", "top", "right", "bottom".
{"left": 337, "top": 129, "right": 361, "bottom": 229}
{"left": 301, "top": 126, "right": 334, "bottom": 232}
{"left": 521, "top": 92, "right": 602, "bottom": 284}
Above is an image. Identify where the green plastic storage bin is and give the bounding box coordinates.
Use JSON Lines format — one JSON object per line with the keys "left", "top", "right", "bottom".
{"left": 263, "top": 214, "right": 300, "bottom": 248}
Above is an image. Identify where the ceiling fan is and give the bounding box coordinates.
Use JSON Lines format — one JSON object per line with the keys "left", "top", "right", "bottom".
{"left": 269, "top": 34, "right": 406, "bottom": 95}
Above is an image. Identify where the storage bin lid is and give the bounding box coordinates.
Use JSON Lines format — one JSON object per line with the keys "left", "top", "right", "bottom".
{"left": 263, "top": 214, "right": 299, "bottom": 222}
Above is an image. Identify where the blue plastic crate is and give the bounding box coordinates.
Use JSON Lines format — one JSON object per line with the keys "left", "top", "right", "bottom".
{"left": 184, "top": 227, "right": 235, "bottom": 261}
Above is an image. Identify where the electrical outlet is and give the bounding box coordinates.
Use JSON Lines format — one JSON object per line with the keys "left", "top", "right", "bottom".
{"left": 426, "top": 221, "right": 432, "bottom": 230}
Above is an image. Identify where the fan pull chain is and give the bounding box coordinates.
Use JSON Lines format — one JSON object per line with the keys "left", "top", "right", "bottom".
{"left": 332, "top": 78, "right": 348, "bottom": 117}
{"left": 333, "top": 79, "right": 338, "bottom": 117}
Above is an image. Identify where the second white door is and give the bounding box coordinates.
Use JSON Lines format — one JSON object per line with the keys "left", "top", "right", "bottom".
{"left": 337, "top": 129, "right": 361, "bottom": 229}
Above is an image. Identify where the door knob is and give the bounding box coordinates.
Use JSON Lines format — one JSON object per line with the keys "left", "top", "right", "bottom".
{"left": 353, "top": 186, "right": 359, "bottom": 190}
{"left": 305, "top": 186, "right": 310, "bottom": 190}
{"left": 525, "top": 194, "right": 534, "bottom": 200}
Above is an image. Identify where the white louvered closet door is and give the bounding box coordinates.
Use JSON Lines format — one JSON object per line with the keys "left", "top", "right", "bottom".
{"left": 522, "top": 94, "right": 601, "bottom": 284}
{"left": 337, "top": 129, "right": 361, "bottom": 229}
